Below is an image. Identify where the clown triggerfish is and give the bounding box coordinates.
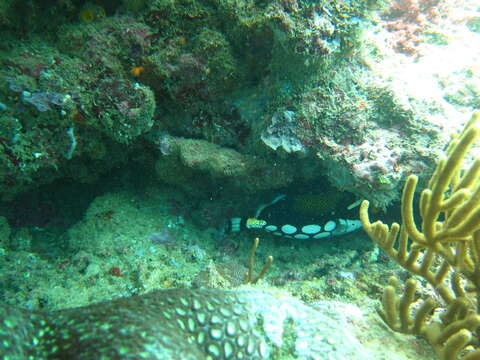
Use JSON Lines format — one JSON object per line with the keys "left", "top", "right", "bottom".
{"left": 227, "top": 194, "right": 362, "bottom": 240}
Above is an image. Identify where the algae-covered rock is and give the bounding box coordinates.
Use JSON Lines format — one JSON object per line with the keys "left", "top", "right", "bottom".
{"left": 142, "top": 28, "right": 238, "bottom": 101}
{"left": 94, "top": 79, "right": 156, "bottom": 143}
{"left": 0, "top": 16, "right": 158, "bottom": 196}
{"left": 179, "top": 138, "right": 248, "bottom": 178}
{"left": 155, "top": 153, "right": 197, "bottom": 187}
{"left": 153, "top": 135, "right": 295, "bottom": 193}
{"left": 57, "top": 17, "right": 155, "bottom": 77}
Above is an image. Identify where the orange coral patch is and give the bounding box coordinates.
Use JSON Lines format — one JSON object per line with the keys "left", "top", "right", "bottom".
{"left": 130, "top": 66, "right": 145, "bottom": 77}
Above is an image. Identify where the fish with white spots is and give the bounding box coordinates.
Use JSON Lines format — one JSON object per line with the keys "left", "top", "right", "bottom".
{"left": 226, "top": 194, "right": 362, "bottom": 240}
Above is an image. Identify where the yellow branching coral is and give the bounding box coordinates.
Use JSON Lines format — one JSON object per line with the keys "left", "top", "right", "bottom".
{"left": 360, "top": 112, "right": 480, "bottom": 360}
{"left": 243, "top": 237, "right": 273, "bottom": 284}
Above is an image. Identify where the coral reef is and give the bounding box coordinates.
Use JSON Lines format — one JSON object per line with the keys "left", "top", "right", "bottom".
{"left": 0, "top": 287, "right": 409, "bottom": 360}
{"left": 1, "top": 0, "right": 477, "bottom": 209}
{"left": 381, "top": 0, "right": 454, "bottom": 56}
{"left": 0, "top": 0, "right": 400, "bottom": 205}
{"left": 0, "top": 37, "right": 142, "bottom": 196}
{"left": 0, "top": 165, "right": 438, "bottom": 358}
{"left": 2, "top": 17, "right": 480, "bottom": 360}
{"left": 0, "top": 0, "right": 478, "bottom": 212}
{"left": 360, "top": 112, "right": 480, "bottom": 359}
{"left": 0, "top": 211, "right": 437, "bottom": 360}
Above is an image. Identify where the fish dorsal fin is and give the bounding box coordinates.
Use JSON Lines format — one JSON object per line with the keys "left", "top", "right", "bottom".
{"left": 255, "top": 194, "right": 286, "bottom": 218}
